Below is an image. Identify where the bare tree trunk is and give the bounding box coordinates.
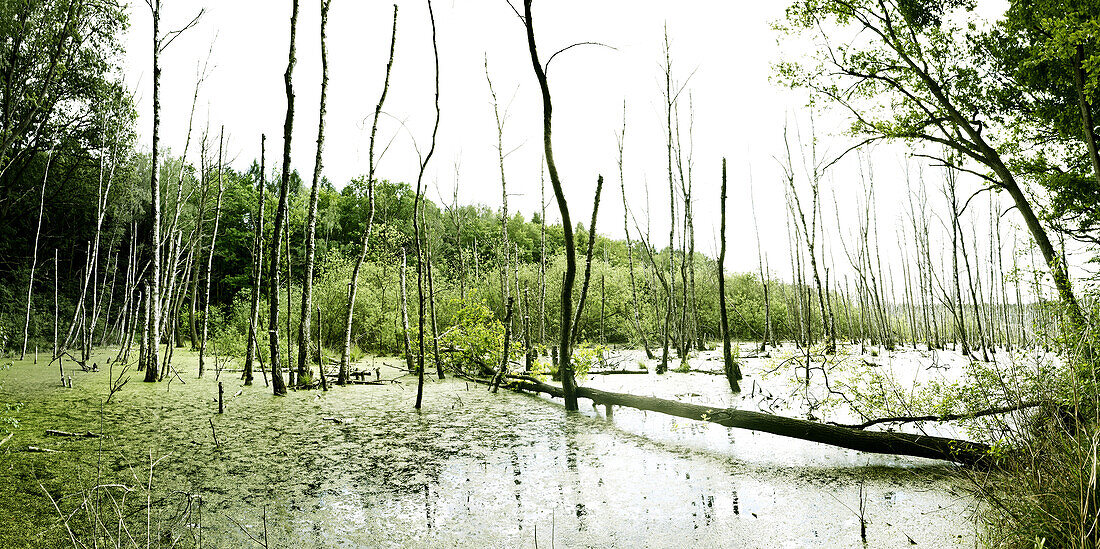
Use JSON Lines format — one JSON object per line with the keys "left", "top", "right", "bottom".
{"left": 523, "top": 0, "right": 579, "bottom": 410}
{"left": 244, "top": 135, "right": 266, "bottom": 386}
{"left": 426, "top": 232, "right": 443, "bottom": 379}
{"left": 199, "top": 127, "right": 224, "bottom": 378}
{"left": 53, "top": 249, "right": 58, "bottom": 360}
{"left": 339, "top": 4, "right": 396, "bottom": 385}
{"left": 485, "top": 54, "right": 512, "bottom": 315}
{"left": 718, "top": 159, "right": 741, "bottom": 393}
{"left": 189, "top": 157, "right": 208, "bottom": 349}
{"left": 749, "top": 177, "right": 771, "bottom": 352}
{"left": 491, "top": 297, "right": 515, "bottom": 392}
{"left": 414, "top": 0, "right": 441, "bottom": 410}
{"left": 297, "top": 0, "right": 331, "bottom": 382}
{"left": 659, "top": 26, "right": 678, "bottom": 375}
{"left": 140, "top": 1, "right": 203, "bottom": 381}
{"left": 616, "top": 104, "right": 653, "bottom": 358}
{"left": 270, "top": 0, "right": 299, "bottom": 396}
{"left": 21, "top": 150, "right": 51, "bottom": 359}
{"left": 570, "top": 176, "right": 604, "bottom": 343}
{"left": 945, "top": 166, "right": 969, "bottom": 355}
{"left": 399, "top": 248, "right": 413, "bottom": 373}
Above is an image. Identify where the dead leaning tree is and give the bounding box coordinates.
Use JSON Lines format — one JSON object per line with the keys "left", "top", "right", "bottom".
{"left": 338, "top": 3, "right": 397, "bottom": 386}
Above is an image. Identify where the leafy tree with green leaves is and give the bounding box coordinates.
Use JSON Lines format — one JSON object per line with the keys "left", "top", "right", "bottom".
{"left": 776, "top": 0, "right": 1084, "bottom": 325}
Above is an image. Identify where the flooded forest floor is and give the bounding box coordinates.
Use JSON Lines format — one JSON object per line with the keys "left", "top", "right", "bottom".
{"left": 0, "top": 344, "right": 980, "bottom": 548}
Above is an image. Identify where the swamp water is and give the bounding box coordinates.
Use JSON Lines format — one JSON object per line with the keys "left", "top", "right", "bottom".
{"left": 0, "top": 347, "right": 979, "bottom": 548}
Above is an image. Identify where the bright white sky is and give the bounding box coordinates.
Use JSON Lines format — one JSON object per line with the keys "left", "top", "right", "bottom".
{"left": 121, "top": 0, "right": 1082, "bottom": 293}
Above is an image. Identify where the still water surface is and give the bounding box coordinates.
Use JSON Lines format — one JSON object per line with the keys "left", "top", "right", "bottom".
{"left": 0, "top": 348, "right": 977, "bottom": 547}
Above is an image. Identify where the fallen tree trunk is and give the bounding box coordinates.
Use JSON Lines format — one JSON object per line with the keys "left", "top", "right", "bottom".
{"left": 505, "top": 375, "right": 993, "bottom": 466}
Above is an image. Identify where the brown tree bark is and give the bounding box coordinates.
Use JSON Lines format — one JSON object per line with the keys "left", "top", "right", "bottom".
{"left": 270, "top": 0, "right": 299, "bottom": 396}
{"left": 523, "top": 0, "right": 579, "bottom": 410}
{"left": 717, "top": 159, "right": 741, "bottom": 392}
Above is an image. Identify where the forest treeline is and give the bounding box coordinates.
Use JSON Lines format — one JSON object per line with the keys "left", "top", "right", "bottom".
{"left": 0, "top": 0, "right": 1086, "bottom": 383}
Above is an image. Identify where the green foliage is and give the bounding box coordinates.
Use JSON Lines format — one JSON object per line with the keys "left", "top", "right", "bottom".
{"left": 438, "top": 294, "right": 517, "bottom": 377}
{"left": 570, "top": 345, "right": 606, "bottom": 381}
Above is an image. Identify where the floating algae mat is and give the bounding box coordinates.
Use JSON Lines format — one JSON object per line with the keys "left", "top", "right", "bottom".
{"left": 0, "top": 349, "right": 977, "bottom": 547}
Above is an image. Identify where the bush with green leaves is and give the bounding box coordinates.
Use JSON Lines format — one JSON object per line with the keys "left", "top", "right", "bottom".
{"left": 438, "top": 294, "right": 520, "bottom": 377}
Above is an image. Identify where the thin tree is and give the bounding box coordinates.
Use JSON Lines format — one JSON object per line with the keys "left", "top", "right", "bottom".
{"left": 718, "top": 158, "right": 741, "bottom": 392}
{"left": 570, "top": 176, "right": 604, "bottom": 343}
{"left": 244, "top": 136, "right": 266, "bottom": 385}
{"left": 519, "top": 0, "right": 595, "bottom": 410}
{"left": 142, "top": 0, "right": 203, "bottom": 383}
{"left": 269, "top": 0, "right": 299, "bottom": 396}
{"left": 21, "top": 149, "right": 51, "bottom": 359}
{"left": 339, "top": 4, "right": 397, "bottom": 385}
{"left": 413, "top": 0, "right": 441, "bottom": 410}
{"left": 616, "top": 103, "right": 654, "bottom": 358}
{"left": 198, "top": 126, "right": 225, "bottom": 378}
{"left": 297, "top": 0, "right": 333, "bottom": 383}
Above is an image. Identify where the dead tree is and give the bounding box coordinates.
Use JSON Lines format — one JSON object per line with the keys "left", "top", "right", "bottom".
{"left": 780, "top": 122, "right": 835, "bottom": 353}
{"left": 521, "top": 0, "right": 582, "bottom": 410}
{"left": 270, "top": 0, "right": 299, "bottom": 396}
{"left": 244, "top": 135, "right": 266, "bottom": 386}
{"left": 297, "top": 0, "right": 333, "bottom": 382}
{"left": 749, "top": 174, "right": 772, "bottom": 352}
{"left": 198, "top": 127, "right": 225, "bottom": 378}
{"left": 21, "top": 150, "right": 52, "bottom": 359}
{"left": 413, "top": 0, "right": 441, "bottom": 410}
{"left": 616, "top": 103, "right": 654, "bottom": 358}
{"left": 507, "top": 377, "right": 998, "bottom": 466}
{"left": 570, "top": 176, "right": 604, "bottom": 344}
{"left": 142, "top": 0, "right": 203, "bottom": 383}
{"left": 339, "top": 4, "right": 397, "bottom": 385}
{"left": 717, "top": 159, "right": 741, "bottom": 392}
{"left": 484, "top": 53, "right": 513, "bottom": 314}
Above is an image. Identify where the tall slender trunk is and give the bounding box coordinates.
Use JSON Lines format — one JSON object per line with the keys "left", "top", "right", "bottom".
{"left": 244, "top": 135, "right": 266, "bottom": 386}
{"left": 21, "top": 150, "right": 51, "bottom": 359}
{"left": 523, "top": 0, "right": 578, "bottom": 410}
{"left": 414, "top": 0, "right": 441, "bottom": 410}
{"left": 617, "top": 104, "right": 653, "bottom": 358}
{"left": 718, "top": 159, "right": 740, "bottom": 392}
{"left": 143, "top": 2, "right": 162, "bottom": 382}
{"left": 426, "top": 232, "right": 443, "bottom": 379}
{"left": 199, "top": 127, "right": 224, "bottom": 377}
{"left": 399, "top": 248, "right": 413, "bottom": 373}
{"left": 339, "top": 4, "right": 396, "bottom": 385}
{"left": 270, "top": 0, "right": 299, "bottom": 396}
{"left": 298, "top": 0, "right": 331, "bottom": 381}
{"left": 570, "top": 176, "right": 604, "bottom": 343}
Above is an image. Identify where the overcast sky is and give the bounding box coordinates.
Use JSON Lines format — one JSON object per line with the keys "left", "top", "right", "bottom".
{"left": 121, "top": 0, "right": 1074, "bottom": 290}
